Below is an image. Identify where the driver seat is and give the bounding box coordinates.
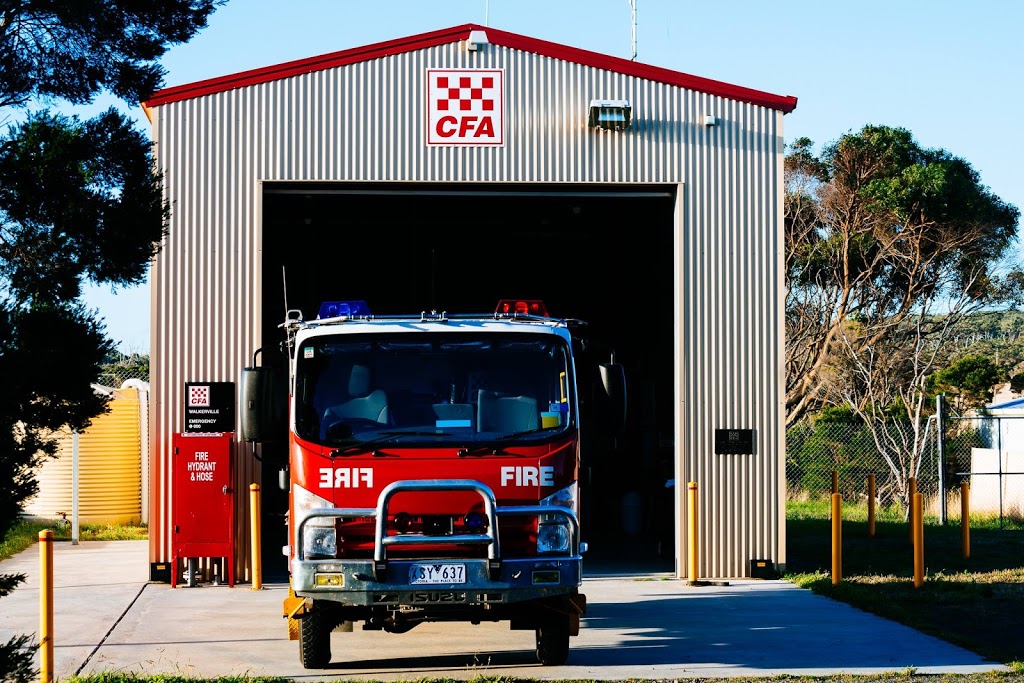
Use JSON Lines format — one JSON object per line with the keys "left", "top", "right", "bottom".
{"left": 327, "top": 364, "right": 389, "bottom": 424}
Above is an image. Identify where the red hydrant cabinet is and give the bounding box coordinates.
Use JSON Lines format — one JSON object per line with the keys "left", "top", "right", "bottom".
{"left": 171, "top": 432, "right": 235, "bottom": 587}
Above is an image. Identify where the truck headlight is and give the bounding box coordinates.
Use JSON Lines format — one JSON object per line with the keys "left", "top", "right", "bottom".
{"left": 303, "top": 526, "right": 337, "bottom": 559}
{"left": 294, "top": 483, "right": 336, "bottom": 559}
{"left": 537, "top": 521, "right": 570, "bottom": 553}
{"left": 537, "top": 483, "right": 577, "bottom": 554}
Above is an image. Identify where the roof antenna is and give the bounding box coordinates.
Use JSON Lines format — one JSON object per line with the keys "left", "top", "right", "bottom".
{"left": 431, "top": 248, "right": 437, "bottom": 312}
{"left": 282, "top": 265, "right": 289, "bottom": 320}
{"left": 628, "top": 0, "right": 637, "bottom": 60}
{"left": 484, "top": 0, "right": 489, "bottom": 26}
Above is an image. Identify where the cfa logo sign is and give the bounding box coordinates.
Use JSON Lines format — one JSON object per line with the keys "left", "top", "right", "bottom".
{"left": 426, "top": 69, "right": 504, "bottom": 146}
{"left": 188, "top": 385, "right": 210, "bottom": 407}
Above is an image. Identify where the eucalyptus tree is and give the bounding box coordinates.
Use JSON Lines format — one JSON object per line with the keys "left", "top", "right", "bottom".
{"left": 784, "top": 125, "right": 1020, "bottom": 508}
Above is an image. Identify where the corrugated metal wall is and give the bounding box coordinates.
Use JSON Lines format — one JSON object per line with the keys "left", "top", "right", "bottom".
{"left": 149, "top": 40, "right": 785, "bottom": 579}
{"left": 24, "top": 388, "right": 143, "bottom": 525}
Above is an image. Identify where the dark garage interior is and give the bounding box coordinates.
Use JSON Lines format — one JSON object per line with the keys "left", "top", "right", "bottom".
{"left": 257, "top": 182, "right": 677, "bottom": 577}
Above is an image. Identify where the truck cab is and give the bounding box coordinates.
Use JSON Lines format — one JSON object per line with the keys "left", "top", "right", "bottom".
{"left": 241, "top": 299, "right": 625, "bottom": 668}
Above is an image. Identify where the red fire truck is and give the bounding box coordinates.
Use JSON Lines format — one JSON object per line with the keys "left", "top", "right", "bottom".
{"left": 241, "top": 299, "right": 625, "bottom": 668}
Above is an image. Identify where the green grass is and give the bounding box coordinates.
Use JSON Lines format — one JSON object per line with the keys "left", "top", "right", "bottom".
{"left": 785, "top": 500, "right": 1024, "bottom": 669}
{"left": 0, "top": 517, "right": 148, "bottom": 562}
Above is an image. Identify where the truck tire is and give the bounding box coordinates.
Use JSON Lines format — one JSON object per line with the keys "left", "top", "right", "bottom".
{"left": 535, "top": 613, "right": 570, "bottom": 666}
{"left": 299, "top": 603, "right": 331, "bottom": 669}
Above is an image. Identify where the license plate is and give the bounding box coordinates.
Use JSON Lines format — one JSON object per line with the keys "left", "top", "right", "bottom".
{"left": 409, "top": 563, "right": 466, "bottom": 584}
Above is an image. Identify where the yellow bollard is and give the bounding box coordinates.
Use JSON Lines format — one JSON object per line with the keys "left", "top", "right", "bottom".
{"left": 250, "top": 483, "right": 263, "bottom": 590}
{"left": 961, "top": 481, "right": 970, "bottom": 560}
{"left": 913, "top": 492, "right": 924, "bottom": 588}
{"left": 908, "top": 477, "right": 917, "bottom": 542}
{"left": 831, "top": 493, "right": 842, "bottom": 585}
{"left": 39, "top": 530, "right": 54, "bottom": 683}
{"left": 687, "top": 481, "right": 699, "bottom": 585}
{"left": 867, "top": 474, "right": 876, "bottom": 538}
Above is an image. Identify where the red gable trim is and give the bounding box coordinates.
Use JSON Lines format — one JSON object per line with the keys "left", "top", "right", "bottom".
{"left": 144, "top": 23, "right": 797, "bottom": 113}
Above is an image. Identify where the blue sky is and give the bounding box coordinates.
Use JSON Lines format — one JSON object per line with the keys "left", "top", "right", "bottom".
{"left": 81, "top": 0, "right": 1024, "bottom": 352}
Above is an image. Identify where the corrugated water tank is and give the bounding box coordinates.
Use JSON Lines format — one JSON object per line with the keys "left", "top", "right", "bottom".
{"left": 23, "top": 386, "right": 143, "bottom": 524}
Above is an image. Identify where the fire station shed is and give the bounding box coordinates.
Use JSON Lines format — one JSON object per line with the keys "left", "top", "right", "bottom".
{"left": 142, "top": 23, "right": 797, "bottom": 581}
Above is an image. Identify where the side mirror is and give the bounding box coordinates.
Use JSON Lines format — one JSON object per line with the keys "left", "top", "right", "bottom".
{"left": 240, "top": 366, "right": 268, "bottom": 442}
{"left": 240, "top": 361, "right": 287, "bottom": 442}
{"left": 597, "top": 362, "right": 627, "bottom": 436}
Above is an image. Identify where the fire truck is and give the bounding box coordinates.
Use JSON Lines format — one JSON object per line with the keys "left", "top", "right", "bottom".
{"left": 240, "top": 299, "right": 625, "bottom": 668}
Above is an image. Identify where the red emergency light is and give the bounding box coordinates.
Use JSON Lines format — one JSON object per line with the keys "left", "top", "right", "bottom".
{"left": 495, "top": 299, "right": 548, "bottom": 317}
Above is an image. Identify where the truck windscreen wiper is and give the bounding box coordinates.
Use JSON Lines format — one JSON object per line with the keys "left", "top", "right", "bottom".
{"left": 330, "top": 430, "right": 451, "bottom": 457}
{"left": 457, "top": 426, "right": 561, "bottom": 457}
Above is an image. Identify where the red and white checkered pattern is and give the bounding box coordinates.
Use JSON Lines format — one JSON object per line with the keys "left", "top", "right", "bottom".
{"left": 189, "top": 385, "right": 210, "bottom": 407}
{"left": 435, "top": 74, "right": 497, "bottom": 113}
{"left": 426, "top": 69, "right": 504, "bottom": 146}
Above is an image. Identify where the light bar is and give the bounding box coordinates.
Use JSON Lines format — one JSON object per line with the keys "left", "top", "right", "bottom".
{"left": 317, "top": 300, "right": 370, "bottom": 319}
{"left": 495, "top": 299, "right": 548, "bottom": 317}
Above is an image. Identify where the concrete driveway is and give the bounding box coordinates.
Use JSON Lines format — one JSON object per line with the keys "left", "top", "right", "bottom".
{"left": 0, "top": 540, "right": 1008, "bottom": 680}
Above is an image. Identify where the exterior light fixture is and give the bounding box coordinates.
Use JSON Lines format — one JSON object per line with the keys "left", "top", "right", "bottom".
{"left": 588, "top": 99, "right": 632, "bottom": 131}
{"left": 465, "top": 30, "right": 489, "bottom": 51}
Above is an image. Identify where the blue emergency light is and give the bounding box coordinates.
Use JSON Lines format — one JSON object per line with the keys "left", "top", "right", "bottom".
{"left": 317, "top": 300, "right": 370, "bottom": 319}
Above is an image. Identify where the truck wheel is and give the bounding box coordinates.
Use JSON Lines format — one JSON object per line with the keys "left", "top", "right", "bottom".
{"left": 535, "top": 613, "right": 570, "bottom": 666}
{"left": 298, "top": 603, "right": 331, "bottom": 669}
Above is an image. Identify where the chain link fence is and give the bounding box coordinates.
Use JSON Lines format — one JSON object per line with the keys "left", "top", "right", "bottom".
{"left": 96, "top": 353, "right": 149, "bottom": 389}
{"left": 945, "top": 414, "right": 1024, "bottom": 526}
{"left": 787, "top": 410, "right": 1024, "bottom": 526}
{"left": 786, "top": 419, "right": 940, "bottom": 517}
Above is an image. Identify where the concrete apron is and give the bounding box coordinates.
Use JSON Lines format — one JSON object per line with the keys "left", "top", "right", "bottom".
{"left": 0, "top": 540, "right": 1008, "bottom": 680}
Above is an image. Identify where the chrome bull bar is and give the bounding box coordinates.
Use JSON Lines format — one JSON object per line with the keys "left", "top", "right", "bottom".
{"left": 295, "top": 478, "right": 581, "bottom": 568}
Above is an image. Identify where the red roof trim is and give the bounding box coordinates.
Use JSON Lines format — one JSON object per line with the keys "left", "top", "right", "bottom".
{"left": 144, "top": 23, "right": 797, "bottom": 113}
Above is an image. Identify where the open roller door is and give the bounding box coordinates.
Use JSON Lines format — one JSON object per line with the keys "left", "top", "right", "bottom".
{"left": 259, "top": 182, "right": 677, "bottom": 577}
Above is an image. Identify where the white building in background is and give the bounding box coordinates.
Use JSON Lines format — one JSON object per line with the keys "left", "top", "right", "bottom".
{"left": 971, "top": 398, "right": 1024, "bottom": 516}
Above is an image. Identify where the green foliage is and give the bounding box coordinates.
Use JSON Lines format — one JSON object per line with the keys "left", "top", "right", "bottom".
{"left": 0, "top": 110, "right": 170, "bottom": 302}
{"left": 0, "top": 633, "right": 36, "bottom": 683}
{"left": 784, "top": 125, "right": 1021, "bottom": 425}
{"left": 99, "top": 350, "right": 150, "bottom": 385}
{"left": 786, "top": 415, "right": 889, "bottom": 500}
{"left": 0, "top": 521, "right": 34, "bottom": 682}
{"left": 929, "top": 354, "right": 1008, "bottom": 412}
{"left": 0, "top": 1, "right": 224, "bottom": 108}
{"left": 943, "top": 424, "right": 987, "bottom": 489}
{"left": 0, "top": 4, "right": 223, "bottom": 682}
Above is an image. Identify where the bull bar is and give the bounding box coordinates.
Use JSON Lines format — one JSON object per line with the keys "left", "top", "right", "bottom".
{"left": 291, "top": 479, "right": 583, "bottom": 606}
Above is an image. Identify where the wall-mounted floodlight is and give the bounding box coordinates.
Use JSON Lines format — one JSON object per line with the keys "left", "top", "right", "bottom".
{"left": 465, "top": 30, "right": 489, "bottom": 51}
{"left": 704, "top": 114, "right": 719, "bottom": 127}
{"left": 588, "top": 99, "right": 632, "bottom": 131}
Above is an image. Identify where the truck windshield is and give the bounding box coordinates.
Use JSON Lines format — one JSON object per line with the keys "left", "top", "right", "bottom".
{"left": 294, "top": 332, "right": 574, "bottom": 447}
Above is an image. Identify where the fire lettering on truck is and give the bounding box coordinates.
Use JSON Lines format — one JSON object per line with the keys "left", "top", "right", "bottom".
{"left": 426, "top": 69, "right": 504, "bottom": 146}
{"left": 501, "top": 466, "right": 554, "bottom": 487}
{"left": 319, "top": 467, "right": 373, "bottom": 488}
